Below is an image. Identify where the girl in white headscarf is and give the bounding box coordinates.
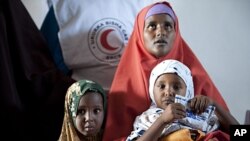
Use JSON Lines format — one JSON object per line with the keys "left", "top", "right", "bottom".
{"left": 127, "top": 59, "right": 219, "bottom": 141}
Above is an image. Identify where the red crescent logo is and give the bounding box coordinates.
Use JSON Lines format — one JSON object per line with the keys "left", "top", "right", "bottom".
{"left": 100, "top": 29, "right": 118, "bottom": 51}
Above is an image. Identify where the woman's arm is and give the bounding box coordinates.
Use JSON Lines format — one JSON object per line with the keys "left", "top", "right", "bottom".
{"left": 189, "top": 95, "right": 239, "bottom": 133}
{"left": 213, "top": 101, "right": 239, "bottom": 133}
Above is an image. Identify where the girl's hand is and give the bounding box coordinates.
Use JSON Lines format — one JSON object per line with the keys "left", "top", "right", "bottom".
{"left": 160, "top": 103, "right": 186, "bottom": 124}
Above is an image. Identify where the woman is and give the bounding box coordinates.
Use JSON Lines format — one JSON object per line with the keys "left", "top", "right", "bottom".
{"left": 103, "top": 1, "right": 230, "bottom": 141}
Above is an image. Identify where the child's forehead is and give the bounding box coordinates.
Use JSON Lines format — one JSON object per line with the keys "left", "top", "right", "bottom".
{"left": 79, "top": 92, "right": 104, "bottom": 104}
{"left": 155, "top": 73, "right": 186, "bottom": 86}
{"left": 82, "top": 91, "right": 103, "bottom": 98}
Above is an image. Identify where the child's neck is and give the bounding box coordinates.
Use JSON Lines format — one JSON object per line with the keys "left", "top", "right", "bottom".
{"left": 82, "top": 136, "right": 98, "bottom": 141}
{"left": 80, "top": 133, "right": 102, "bottom": 141}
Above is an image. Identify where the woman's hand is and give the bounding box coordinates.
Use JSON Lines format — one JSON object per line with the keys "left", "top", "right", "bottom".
{"left": 188, "top": 95, "right": 214, "bottom": 114}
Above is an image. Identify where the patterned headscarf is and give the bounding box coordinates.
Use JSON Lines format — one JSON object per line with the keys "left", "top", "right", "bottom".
{"left": 59, "top": 79, "right": 107, "bottom": 141}
{"left": 149, "top": 59, "right": 194, "bottom": 105}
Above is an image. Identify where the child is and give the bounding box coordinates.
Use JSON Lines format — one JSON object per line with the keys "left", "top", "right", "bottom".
{"left": 59, "top": 79, "right": 107, "bottom": 141}
{"left": 127, "top": 59, "right": 237, "bottom": 141}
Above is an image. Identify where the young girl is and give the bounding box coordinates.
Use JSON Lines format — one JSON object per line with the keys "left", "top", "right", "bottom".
{"left": 59, "top": 79, "right": 107, "bottom": 141}
{"left": 127, "top": 59, "right": 238, "bottom": 141}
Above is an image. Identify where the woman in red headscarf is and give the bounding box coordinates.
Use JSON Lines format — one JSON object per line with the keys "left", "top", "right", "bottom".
{"left": 103, "top": 1, "right": 237, "bottom": 141}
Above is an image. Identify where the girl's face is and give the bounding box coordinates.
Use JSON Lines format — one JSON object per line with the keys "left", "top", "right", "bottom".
{"left": 153, "top": 73, "right": 186, "bottom": 109}
{"left": 143, "top": 14, "right": 176, "bottom": 58}
{"left": 75, "top": 92, "right": 104, "bottom": 138}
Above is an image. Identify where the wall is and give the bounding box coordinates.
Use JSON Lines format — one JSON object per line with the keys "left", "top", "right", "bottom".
{"left": 22, "top": 0, "right": 250, "bottom": 124}
{"left": 168, "top": 0, "right": 250, "bottom": 124}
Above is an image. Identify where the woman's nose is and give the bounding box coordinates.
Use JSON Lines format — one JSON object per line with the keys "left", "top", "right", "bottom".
{"left": 156, "top": 26, "right": 166, "bottom": 37}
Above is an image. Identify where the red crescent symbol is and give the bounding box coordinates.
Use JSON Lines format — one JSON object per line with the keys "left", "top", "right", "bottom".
{"left": 100, "top": 29, "right": 117, "bottom": 51}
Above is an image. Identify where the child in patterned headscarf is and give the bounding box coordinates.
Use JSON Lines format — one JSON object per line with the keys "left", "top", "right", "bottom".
{"left": 59, "top": 79, "right": 107, "bottom": 141}
{"left": 127, "top": 59, "right": 234, "bottom": 141}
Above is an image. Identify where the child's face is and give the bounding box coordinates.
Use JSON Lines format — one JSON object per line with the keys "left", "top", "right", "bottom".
{"left": 75, "top": 92, "right": 104, "bottom": 137}
{"left": 143, "top": 14, "right": 176, "bottom": 58}
{"left": 153, "top": 73, "right": 186, "bottom": 109}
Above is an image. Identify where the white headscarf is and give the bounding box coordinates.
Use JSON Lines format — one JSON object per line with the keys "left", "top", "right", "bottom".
{"left": 149, "top": 59, "right": 194, "bottom": 105}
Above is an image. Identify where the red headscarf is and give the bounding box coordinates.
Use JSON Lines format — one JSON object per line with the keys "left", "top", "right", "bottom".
{"left": 103, "top": 1, "right": 228, "bottom": 141}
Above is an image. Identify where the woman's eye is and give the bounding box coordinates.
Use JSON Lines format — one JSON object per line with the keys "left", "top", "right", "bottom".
{"left": 147, "top": 23, "right": 156, "bottom": 30}
{"left": 165, "top": 23, "right": 173, "bottom": 31}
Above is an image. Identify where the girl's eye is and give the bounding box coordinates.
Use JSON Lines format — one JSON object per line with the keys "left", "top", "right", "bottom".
{"left": 77, "top": 109, "right": 85, "bottom": 115}
{"left": 94, "top": 108, "right": 102, "bottom": 114}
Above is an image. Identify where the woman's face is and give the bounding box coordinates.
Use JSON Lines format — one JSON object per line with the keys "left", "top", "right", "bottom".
{"left": 75, "top": 92, "right": 104, "bottom": 138}
{"left": 153, "top": 73, "right": 186, "bottom": 109}
{"left": 143, "top": 14, "right": 176, "bottom": 58}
